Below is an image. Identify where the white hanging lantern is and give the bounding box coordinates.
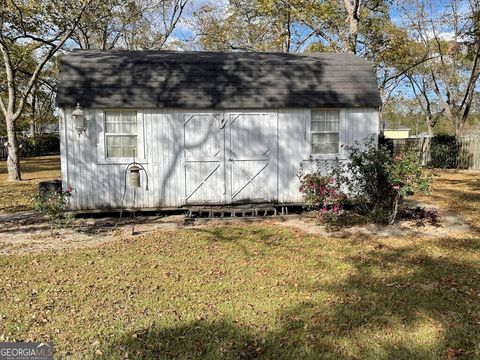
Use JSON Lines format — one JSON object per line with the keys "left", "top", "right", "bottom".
{"left": 72, "top": 103, "right": 86, "bottom": 135}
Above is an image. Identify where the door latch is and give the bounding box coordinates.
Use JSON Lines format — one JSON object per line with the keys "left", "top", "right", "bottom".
{"left": 215, "top": 114, "right": 227, "bottom": 129}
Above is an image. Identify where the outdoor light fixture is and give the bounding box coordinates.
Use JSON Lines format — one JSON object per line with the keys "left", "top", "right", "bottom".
{"left": 72, "top": 103, "right": 86, "bottom": 135}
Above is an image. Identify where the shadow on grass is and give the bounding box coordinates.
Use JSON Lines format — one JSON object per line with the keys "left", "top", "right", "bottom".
{"left": 99, "top": 238, "right": 480, "bottom": 359}
{"left": 427, "top": 186, "right": 480, "bottom": 233}
{"left": 0, "top": 156, "right": 60, "bottom": 175}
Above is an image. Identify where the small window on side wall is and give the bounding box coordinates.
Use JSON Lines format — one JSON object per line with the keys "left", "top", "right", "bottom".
{"left": 104, "top": 110, "right": 138, "bottom": 158}
{"left": 311, "top": 109, "right": 340, "bottom": 154}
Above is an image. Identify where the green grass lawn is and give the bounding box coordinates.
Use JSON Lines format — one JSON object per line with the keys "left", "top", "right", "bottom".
{"left": 1, "top": 225, "right": 479, "bottom": 359}
{"left": 1, "top": 158, "right": 480, "bottom": 358}
{"left": 0, "top": 155, "right": 60, "bottom": 213}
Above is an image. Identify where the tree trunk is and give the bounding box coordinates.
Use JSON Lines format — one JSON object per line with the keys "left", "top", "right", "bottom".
{"left": 343, "top": 0, "right": 361, "bottom": 54}
{"left": 30, "top": 120, "right": 36, "bottom": 136}
{"left": 427, "top": 118, "right": 434, "bottom": 137}
{"left": 378, "top": 105, "right": 385, "bottom": 135}
{"left": 5, "top": 114, "right": 21, "bottom": 181}
{"left": 347, "top": 20, "right": 359, "bottom": 54}
{"left": 30, "top": 91, "right": 37, "bottom": 136}
{"left": 454, "top": 115, "right": 464, "bottom": 138}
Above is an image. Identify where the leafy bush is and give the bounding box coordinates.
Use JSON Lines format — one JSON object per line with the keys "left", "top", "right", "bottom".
{"left": 20, "top": 133, "right": 60, "bottom": 157}
{"left": 429, "top": 134, "right": 458, "bottom": 169}
{"left": 333, "top": 136, "right": 392, "bottom": 213}
{"left": 298, "top": 163, "right": 345, "bottom": 222}
{"left": 383, "top": 151, "right": 432, "bottom": 222}
{"left": 330, "top": 136, "right": 432, "bottom": 224}
{"left": 32, "top": 186, "right": 73, "bottom": 226}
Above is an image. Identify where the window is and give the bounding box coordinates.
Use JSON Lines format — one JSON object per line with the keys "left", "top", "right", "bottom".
{"left": 104, "top": 110, "right": 137, "bottom": 158}
{"left": 311, "top": 109, "right": 340, "bottom": 154}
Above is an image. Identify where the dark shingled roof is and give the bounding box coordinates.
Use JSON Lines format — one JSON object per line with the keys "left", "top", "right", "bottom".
{"left": 56, "top": 50, "right": 382, "bottom": 109}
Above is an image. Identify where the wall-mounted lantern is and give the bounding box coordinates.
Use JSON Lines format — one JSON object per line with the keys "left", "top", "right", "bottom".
{"left": 72, "top": 103, "right": 86, "bottom": 135}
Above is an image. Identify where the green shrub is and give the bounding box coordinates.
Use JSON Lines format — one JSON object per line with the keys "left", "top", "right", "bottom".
{"left": 429, "top": 134, "right": 458, "bottom": 169}
{"left": 21, "top": 133, "right": 60, "bottom": 157}
{"left": 32, "top": 187, "right": 73, "bottom": 226}
{"left": 330, "top": 136, "right": 432, "bottom": 224}
{"left": 333, "top": 136, "right": 392, "bottom": 213}
{"left": 383, "top": 151, "right": 432, "bottom": 223}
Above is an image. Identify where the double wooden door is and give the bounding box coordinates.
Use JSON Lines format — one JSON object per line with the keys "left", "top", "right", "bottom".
{"left": 183, "top": 112, "right": 277, "bottom": 205}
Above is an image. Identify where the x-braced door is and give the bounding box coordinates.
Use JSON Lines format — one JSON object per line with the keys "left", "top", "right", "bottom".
{"left": 227, "top": 113, "right": 277, "bottom": 203}
{"left": 183, "top": 114, "right": 226, "bottom": 204}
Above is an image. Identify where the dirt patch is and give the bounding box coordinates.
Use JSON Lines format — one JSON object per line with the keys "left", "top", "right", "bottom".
{"left": 0, "top": 212, "right": 186, "bottom": 255}
{"left": 274, "top": 208, "right": 471, "bottom": 240}
{"left": 0, "top": 204, "right": 473, "bottom": 255}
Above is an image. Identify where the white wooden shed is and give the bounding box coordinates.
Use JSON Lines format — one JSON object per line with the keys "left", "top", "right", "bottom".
{"left": 56, "top": 50, "right": 381, "bottom": 211}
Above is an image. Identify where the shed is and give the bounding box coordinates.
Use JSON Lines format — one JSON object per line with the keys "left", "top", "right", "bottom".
{"left": 57, "top": 50, "right": 381, "bottom": 211}
{"left": 383, "top": 121, "right": 410, "bottom": 139}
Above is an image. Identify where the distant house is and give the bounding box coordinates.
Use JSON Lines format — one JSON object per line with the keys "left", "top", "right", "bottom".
{"left": 383, "top": 121, "right": 410, "bottom": 139}
{"left": 56, "top": 50, "right": 381, "bottom": 211}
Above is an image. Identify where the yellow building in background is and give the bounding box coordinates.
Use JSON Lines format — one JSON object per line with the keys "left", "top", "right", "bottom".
{"left": 383, "top": 128, "right": 410, "bottom": 139}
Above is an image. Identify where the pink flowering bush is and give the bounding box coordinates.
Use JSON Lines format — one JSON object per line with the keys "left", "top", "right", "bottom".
{"left": 298, "top": 164, "right": 345, "bottom": 222}
{"left": 299, "top": 136, "right": 433, "bottom": 225}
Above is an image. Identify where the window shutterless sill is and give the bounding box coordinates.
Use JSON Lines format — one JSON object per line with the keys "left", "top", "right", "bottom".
{"left": 97, "top": 158, "right": 147, "bottom": 165}
{"left": 303, "top": 154, "right": 347, "bottom": 161}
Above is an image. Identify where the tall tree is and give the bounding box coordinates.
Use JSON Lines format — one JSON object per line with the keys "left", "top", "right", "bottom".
{"left": 407, "top": 74, "right": 444, "bottom": 137}
{"left": 400, "top": 0, "right": 480, "bottom": 137}
{"left": 192, "top": 0, "right": 398, "bottom": 55}
{"left": 192, "top": 0, "right": 297, "bottom": 52}
{"left": 71, "top": 0, "right": 189, "bottom": 50}
{"left": 0, "top": 0, "right": 93, "bottom": 180}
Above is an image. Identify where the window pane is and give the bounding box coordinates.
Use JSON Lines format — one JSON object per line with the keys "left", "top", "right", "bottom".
{"left": 106, "top": 110, "right": 122, "bottom": 121}
{"left": 121, "top": 122, "right": 132, "bottom": 134}
{"left": 325, "top": 110, "right": 339, "bottom": 131}
{"left": 122, "top": 111, "right": 137, "bottom": 122}
{"left": 105, "top": 111, "right": 137, "bottom": 134}
{"left": 312, "top": 143, "right": 325, "bottom": 154}
{"left": 123, "top": 136, "right": 137, "bottom": 158}
{"left": 312, "top": 133, "right": 325, "bottom": 144}
{"left": 325, "top": 110, "right": 339, "bottom": 122}
{"left": 121, "top": 112, "right": 137, "bottom": 134}
{"left": 325, "top": 120, "right": 339, "bottom": 131}
{"left": 106, "top": 146, "right": 121, "bottom": 158}
{"left": 105, "top": 111, "right": 122, "bottom": 134}
{"left": 324, "top": 142, "right": 339, "bottom": 153}
{"left": 105, "top": 122, "right": 121, "bottom": 133}
{"left": 311, "top": 110, "right": 339, "bottom": 154}
{"left": 105, "top": 110, "right": 138, "bottom": 158}
{"left": 311, "top": 133, "right": 339, "bottom": 154}
{"left": 106, "top": 135, "right": 121, "bottom": 147}
{"left": 311, "top": 110, "right": 325, "bottom": 122}
{"left": 123, "top": 136, "right": 137, "bottom": 150}
{"left": 311, "top": 121, "right": 325, "bottom": 132}
{"left": 325, "top": 133, "right": 339, "bottom": 143}
{"left": 106, "top": 135, "right": 137, "bottom": 158}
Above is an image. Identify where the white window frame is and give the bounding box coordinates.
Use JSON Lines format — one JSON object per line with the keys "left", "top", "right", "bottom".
{"left": 308, "top": 109, "right": 342, "bottom": 159}
{"left": 96, "top": 109, "right": 146, "bottom": 164}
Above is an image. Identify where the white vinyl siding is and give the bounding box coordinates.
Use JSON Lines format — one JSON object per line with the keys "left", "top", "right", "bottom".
{"left": 311, "top": 109, "right": 340, "bottom": 154}
{"left": 105, "top": 110, "right": 138, "bottom": 158}
{"left": 61, "top": 107, "right": 379, "bottom": 210}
